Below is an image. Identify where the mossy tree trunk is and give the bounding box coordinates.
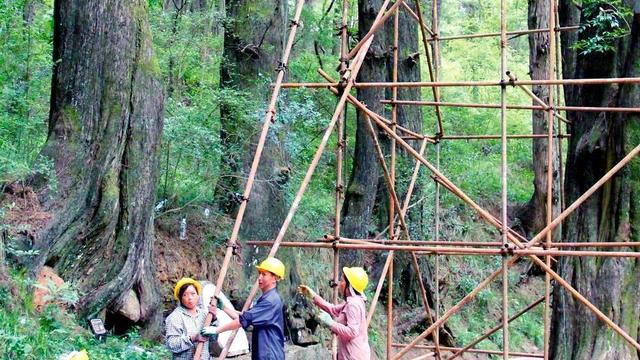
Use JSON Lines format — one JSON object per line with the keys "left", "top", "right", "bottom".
{"left": 217, "top": 0, "right": 289, "bottom": 268}
{"left": 32, "top": 0, "right": 164, "bottom": 335}
{"left": 518, "top": 0, "right": 561, "bottom": 239}
{"left": 550, "top": 1, "right": 640, "bottom": 358}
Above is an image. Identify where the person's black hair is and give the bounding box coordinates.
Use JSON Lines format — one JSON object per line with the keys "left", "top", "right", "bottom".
{"left": 178, "top": 283, "right": 197, "bottom": 306}
{"left": 342, "top": 273, "right": 362, "bottom": 297}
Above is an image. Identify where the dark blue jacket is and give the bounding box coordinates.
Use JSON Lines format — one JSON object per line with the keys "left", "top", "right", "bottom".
{"left": 239, "top": 287, "right": 285, "bottom": 360}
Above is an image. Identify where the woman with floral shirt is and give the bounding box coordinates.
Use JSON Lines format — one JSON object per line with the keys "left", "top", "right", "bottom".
{"left": 165, "top": 277, "right": 216, "bottom": 360}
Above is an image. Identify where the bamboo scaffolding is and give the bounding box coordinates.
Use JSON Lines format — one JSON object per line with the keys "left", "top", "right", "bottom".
{"left": 207, "top": 0, "right": 640, "bottom": 357}
{"left": 193, "top": 1, "right": 306, "bottom": 358}
{"left": 381, "top": 99, "right": 640, "bottom": 113}
{"left": 216, "top": 34, "right": 375, "bottom": 360}
{"left": 448, "top": 295, "right": 546, "bottom": 359}
{"left": 392, "top": 145, "right": 640, "bottom": 359}
{"left": 280, "top": 77, "right": 640, "bottom": 88}
{"left": 391, "top": 344, "right": 544, "bottom": 358}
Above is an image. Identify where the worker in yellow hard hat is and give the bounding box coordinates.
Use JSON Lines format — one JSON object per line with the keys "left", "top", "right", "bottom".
{"left": 201, "top": 257, "right": 286, "bottom": 360}
{"left": 298, "top": 266, "right": 371, "bottom": 360}
{"left": 165, "top": 277, "right": 216, "bottom": 360}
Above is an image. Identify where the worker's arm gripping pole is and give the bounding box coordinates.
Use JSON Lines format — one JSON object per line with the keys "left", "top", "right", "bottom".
{"left": 216, "top": 36, "right": 376, "bottom": 360}
{"left": 192, "top": 0, "right": 307, "bottom": 359}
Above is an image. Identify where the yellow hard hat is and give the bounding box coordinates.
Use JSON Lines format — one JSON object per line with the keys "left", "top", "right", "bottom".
{"left": 256, "top": 257, "right": 285, "bottom": 279}
{"left": 173, "top": 277, "right": 202, "bottom": 300}
{"left": 343, "top": 267, "right": 368, "bottom": 294}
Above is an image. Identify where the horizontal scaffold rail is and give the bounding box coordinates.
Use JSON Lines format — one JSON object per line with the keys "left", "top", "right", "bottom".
{"left": 246, "top": 241, "right": 640, "bottom": 257}
{"left": 280, "top": 77, "right": 640, "bottom": 88}
{"left": 381, "top": 99, "right": 640, "bottom": 113}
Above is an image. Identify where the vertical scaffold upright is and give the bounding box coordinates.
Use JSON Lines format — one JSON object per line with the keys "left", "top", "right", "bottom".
{"left": 195, "top": 0, "right": 640, "bottom": 359}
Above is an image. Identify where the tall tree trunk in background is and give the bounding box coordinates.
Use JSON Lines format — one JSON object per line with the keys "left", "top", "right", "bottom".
{"left": 31, "top": 0, "right": 164, "bottom": 335}
{"left": 341, "top": 0, "right": 388, "bottom": 265}
{"left": 550, "top": 2, "right": 640, "bottom": 358}
{"left": 517, "top": 0, "right": 561, "bottom": 239}
{"left": 217, "top": 0, "right": 289, "bottom": 266}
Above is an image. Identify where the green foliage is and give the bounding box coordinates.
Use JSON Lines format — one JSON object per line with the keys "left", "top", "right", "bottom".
{"left": 572, "top": 0, "right": 632, "bottom": 55}
{"left": 0, "top": 272, "right": 169, "bottom": 360}
{"left": 0, "top": 0, "right": 53, "bottom": 183}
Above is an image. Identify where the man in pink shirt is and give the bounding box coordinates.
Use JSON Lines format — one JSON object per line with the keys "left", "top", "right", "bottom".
{"left": 299, "top": 267, "right": 371, "bottom": 360}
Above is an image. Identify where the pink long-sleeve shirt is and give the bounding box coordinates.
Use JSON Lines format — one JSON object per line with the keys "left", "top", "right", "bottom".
{"left": 314, "top": 294, "right": 371, "bottom": 360}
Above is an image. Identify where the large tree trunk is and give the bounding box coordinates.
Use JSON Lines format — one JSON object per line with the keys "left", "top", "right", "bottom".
{"left": 31, "top": 0, "right": 164, "bottom": 335}
{"left": 550, "top": 2, "right": 640, "bottom": 358}
{"left": 217, "top": 0, "right": 289, "bottom": 267}
{"left": 341, "top": 0, "right": 388, "bottom": 266}
{"left": 517, "top": 0, "right": 561, "bottom": 239}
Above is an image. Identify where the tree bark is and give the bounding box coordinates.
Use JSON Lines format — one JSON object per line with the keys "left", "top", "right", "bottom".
{"left": 550, "top": 2, "right": 640, "bottom": 358}
{"left": 32, "top": 0, "right": 164, "bottom": 335}
{"left": 341, "top": 0, "right": 388, "bottom": 266}
{"left": 217, "top": 0, "right": 289, "bottom": 265}
{"left": 517, "top": 0, "right": 561, "bottom": 240}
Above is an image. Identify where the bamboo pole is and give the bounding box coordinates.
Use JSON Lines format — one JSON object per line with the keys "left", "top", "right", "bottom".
{"left": 499, "top": 0, "right": 509, "bottom": 352}
{"left": 448, "top": 295, "right": 546, "bottom": 359}
{"left": 193, "top": 1, "right": 306, "bottom": 358}
{"left": 381, "top": 99, "right": 640, "bottom": 113}
{"left": 280, "top": 77, "right": 640, "bottom": 88}
{"left": 412, "top": 0, "right": 444, "bottom": 136}
{"left": 401, "top": 2, "right": 435, "bottom": 36}
{"left": 433, "top": 25, "right": 579, "bottom": 41}
{"left": 216, "top": 35, "right": 375, "bottom": 360}
{"left": 346, "top": 0, "right": 401, "bottom": 60}
{"left": 246, "top": 241, "right": 640, "bottom": 257}
{"left": 391, "top": 344, "right": 544, "bottom": 358}
{"left": 437, "top": 134, "right": 569, "bottom": 140}
{"left": 543, "top": 0, "right": 557, "bottom": 356}
{"left": 387, "top": 10, "right": 399, "bottom": 358}
{"left": 330, "top": 2, "right": 349, "bottom": 357}
{"left": 319, "top": 238, "right": 640, "bottom": 248}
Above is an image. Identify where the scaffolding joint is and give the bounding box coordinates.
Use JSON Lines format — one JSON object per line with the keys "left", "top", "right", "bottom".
{"left": 501, "top": 243, "right": 515, "bottom": 256}
{"left": 226, "top": 239, "right": 242, "bottom": 256}
{"left": 289, "top": 19, "right": 300, "bottom": 28}
{"left": 230, "top": 192, "right": 249, "bottom": 204}
{"left": 335, "top": 184, "right": 344, "bottom": 193}
{"left": 275, "top": 61, "right": 288, "bottom": 73}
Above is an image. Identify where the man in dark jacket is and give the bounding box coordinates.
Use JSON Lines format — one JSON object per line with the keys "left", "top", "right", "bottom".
{"left": 202, "top": 257, "right": 285, "bottom": 360}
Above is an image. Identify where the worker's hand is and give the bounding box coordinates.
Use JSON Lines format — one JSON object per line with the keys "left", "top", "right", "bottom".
{"left": 200, "top": 326, "right": 219, "bottom": 339}
{"left": 317, "top": 311, "right": 334, "bottom": 328}
{"left": 298, "top": 285, "right": 317, "bottom": 300}
{"left": 191, "top": 333, "right": 208, "bottom": 343}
